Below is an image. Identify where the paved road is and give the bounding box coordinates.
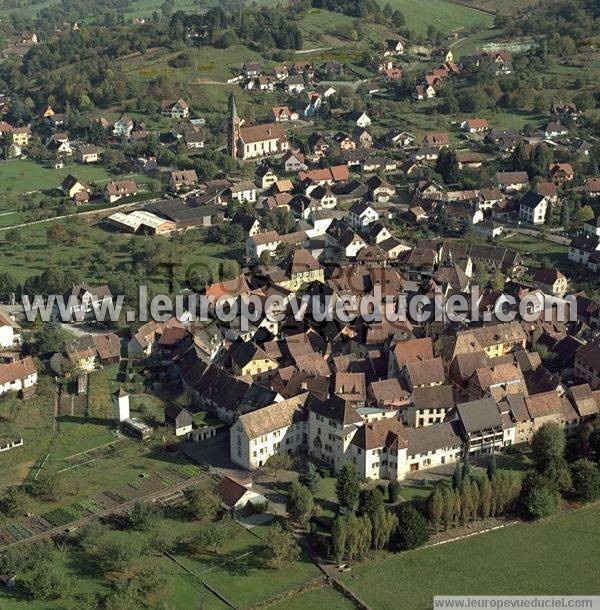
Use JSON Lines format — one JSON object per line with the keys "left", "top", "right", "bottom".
{"left": 0, "top": 472, "right": 208, "bottom": 552}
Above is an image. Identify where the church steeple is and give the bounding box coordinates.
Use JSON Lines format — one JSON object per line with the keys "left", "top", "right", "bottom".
{"left": 228, "top": 93, "right": 240, "bottom": 158}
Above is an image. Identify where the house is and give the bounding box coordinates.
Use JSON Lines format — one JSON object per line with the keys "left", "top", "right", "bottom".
{"left": 415, "top": 84, "right": 436, "bottom": 99}
{"left": 285, "top": 75, "right": 305, "bottom": 94}
{"left": 519, "top": 191, "right": 549, "bottom": 225}
{"left": 213, "top": 475, "right": 266, "bottom": 512}
{"left": 61, "top": 175, "right": 89, "bottom": 200}
{"left": 584, "top": 178, "right": 600, "bottom": 198}
{"left": 533, "top": 181, "right": 558, "bottom": 204}
{"left": 355, "top": 112, "right": 371, "bottom": 128}
{"left": 184, "top": 130, "right": 205, "bottom": 149}
{"left": 496, "top": 171, "right": 529, "bottom": 192}
{"left": 385, "top": 129, "right": 415, "bottom": 148}
{"left": 574, "top": 342, "right": 600, "bottom": 390}
{"left": 76, "top": 145, "right": 98, "bottom": 163}
{"left": 229, "top": 341, "right": 278, "bottom": 381}
{"left": 453, "top": 397, "right": 507, "bottom": 454}
{"left": 169, "top": 170, "right": 198, "bottom": 192}
{"left": 298, "top": 166, "right": 349, "bottom": 185}
{"left": 532, "top": 267, "right": 567, "bottom": 297}
{"left": 544, "top": 122, "right": 568, "bottom": 139}
{"left": 160, "top": 98, "right": 189, "bottom": 119}
{"left": 242, "top": 61, "right": 262, "bottom": 77}
{"left": 549, "top": 163, "right": 574, "bottom": 185}
{"left": 0, "top": 357, "right": 37, "bottom": 397}
{"left": 11, "top": 126, "right": 31, "bottom": 147}
{"left": 112, "top": 115, "right": 134, "bottom": 137}
{"left": 0, "top": 309, "right": 21, "bottom": 348}
{"left": 422, "top": 132, "right": 449, "bottom": 148}
{"left": 282, "top": 150, "right": 307, "bottom": 172}
{"left": 461, "top": 118, "right": 489, "bottom": 133}
{"left": 164, "top": 405, "right": 193, "bottom": 436}
{"left": 308, "top": 132, "right": 329, "bottom": 157}
{"left": 348, "top": 201, "right": 380, "bottom": 230}
{"left": 256, "top": 165, "right": 278, "bottom": 190}
{"left": 352, "top": 127, "right": 373, "bottom": 148}
{"left": 231, "top": 394, "right": 308, "bottom": 469}
{"left": 63, "top": 283, "right": 113, "bottom": 322}
{"left": 225, "top": 181, "right": 257, "bottom": 204}
{"left": 270, "top": 106, "right": 297, "bottom": 122}
{"left": 383, "top": 39, "right": 404, "bottom": 56}
{"left": 103, "top": 180, "right": 138, "bottom": 203}
{"left": 366, "top": 175, "right": 395, "bottom": 203}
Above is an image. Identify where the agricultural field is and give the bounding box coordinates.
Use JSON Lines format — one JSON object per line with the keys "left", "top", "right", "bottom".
{"left": 341, "top": 503, "right": 600, "bottom": 609}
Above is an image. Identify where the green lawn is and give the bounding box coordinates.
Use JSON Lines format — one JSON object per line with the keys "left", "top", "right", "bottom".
{"left": 0, "top": 160, "right": 116, "bottom": 196}
{"left": 385, "top": 0, "right": 493, "bottom": 34}
{"left": 269, "top": 585, "right": 357, "bottom": 609}
{"left": 498, "top": 233, "right": 571, "bottom": 269}
{"left": 176, "top": 522, "right": 322, "bottom": 608}
{"left": 341, "top": 503, "right": 600, "bottom": 610}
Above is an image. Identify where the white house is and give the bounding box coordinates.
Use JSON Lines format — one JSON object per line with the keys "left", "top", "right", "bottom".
{"left": 112, "top": 115, "right": 134, "bottom": 137}
{"left": 0, "top": 357, "right": 37, "bottom": 396}
{"left": 231, "top": 394, "right": 309, "bottom": 469}
{"left": 519, "top": 191, "right": 549, "bottom": 225}
{"left": 355, "top": 112, "right": 371, "bottom": 128}
{"left": 213, "top": 476, "right": 266, "bottom": 512}
{"left": 0, "top": 309, "right": 21, "bottom": 348}
{"left": 348, "top": 201, "right": 380, "bottom": 230}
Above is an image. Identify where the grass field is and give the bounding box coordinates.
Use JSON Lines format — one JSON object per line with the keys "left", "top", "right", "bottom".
{"left": 341, "top": 503, "right": 600, "bottom": 610}
{"left": 386, "top": 0, "right": 493, "bottom": 34}
{"left": 0, "top": 160, "right": 116, "bottom": 196}
{"left": 270, "top": 585, "right": 357, "bottom": 609}
{"left": 498, "top": 232, "right": 571, "bottom": 269}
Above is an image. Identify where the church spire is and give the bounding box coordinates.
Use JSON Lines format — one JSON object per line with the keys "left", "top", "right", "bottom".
{"left": 229, "top": 93, "right": 239, "bottom": 123}
{"left": 228, "top": 93, "right": 240, "bottom": 159}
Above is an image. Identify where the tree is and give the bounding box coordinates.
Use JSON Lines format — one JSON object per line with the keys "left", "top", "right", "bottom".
{"left": 187, "top": 524, "right": 233, "bottom": 555}
{"left": 491, "top": 270, "right": 505, "bottom": 292}
{"left": 522, "top": 476, "right": 561, "bottom": 519}
{"left": 370, "top": 506, "right": 397, "bottom": 550}
{"left": 544, "top": 456, "right": 572, "bottom": 493}
{"left": 129, "top": 501, "right": 163, "bottom": 531}
{"left": 571, "top": 459, "right": 600, "bottom": 502}
{"left": 531, "top": 423, "right": 566, "bottom": 473}
{"left": 479, "top": 477, "right": 492, "bottom": 519}
{"left": 394, "top": 504, "right": 429, "bottom": 550}
{"left": 459, "top": 480, "right": 474, "bottom": 524}
{"left": 461, "top": 458, "right": 471, "bottom": 481}
{"left": 331, "top": 516, "right": 346, "bottom": 563}
{"left": 287, "top": 482, "right": 314, "bottom": 527}
{"left": 509, "top": 141, "right": 527, "bottom": 171}
{"left": 388, "top": 480, "right": 401, "bottom": 503}
{"left": 97, "top": 539, "right": 143, "bottom": 572}
{"left": 427, "top": 486, "right": 444, "bottom": 532}
{"left": 358, "top": 488, "right": 384, "bottom": 521}
{"left": 21, "top": 562, "right": 73, "bottom": 601}
{"left": 435, "top": 149, "right": 459, "bottom": 183}
{"left": 442, "top": 487, "right": 455, "bottom": 530}
{"left": 261, "top": 523, "right": 300, "bottom": 568}
{"left": 452, "top": 462, "right": 462, "bottom": 489}
{"left": 1, "top": 486, "right": 32, "bottom": 517}
{"left": 588, "top": 427, "right": 600, "bottom": 465}
{"left": 336, "top": 462, "right": 360, "bottom": 512}
{"left": 186, "top": 487, "right": 221, "bottom": 521}
{"left": 264, "top": 452, "right": 293, "bottom": 475}
{"left": 487, "top": 454, "right": 497, "bottom": 481}
{"left": 299, "top": 462, "right": 321, "bottom": 494}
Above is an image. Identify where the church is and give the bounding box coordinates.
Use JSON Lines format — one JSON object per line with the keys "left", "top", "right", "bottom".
{"left": 228, "top": 94, "right": 289, "bottom": 160}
